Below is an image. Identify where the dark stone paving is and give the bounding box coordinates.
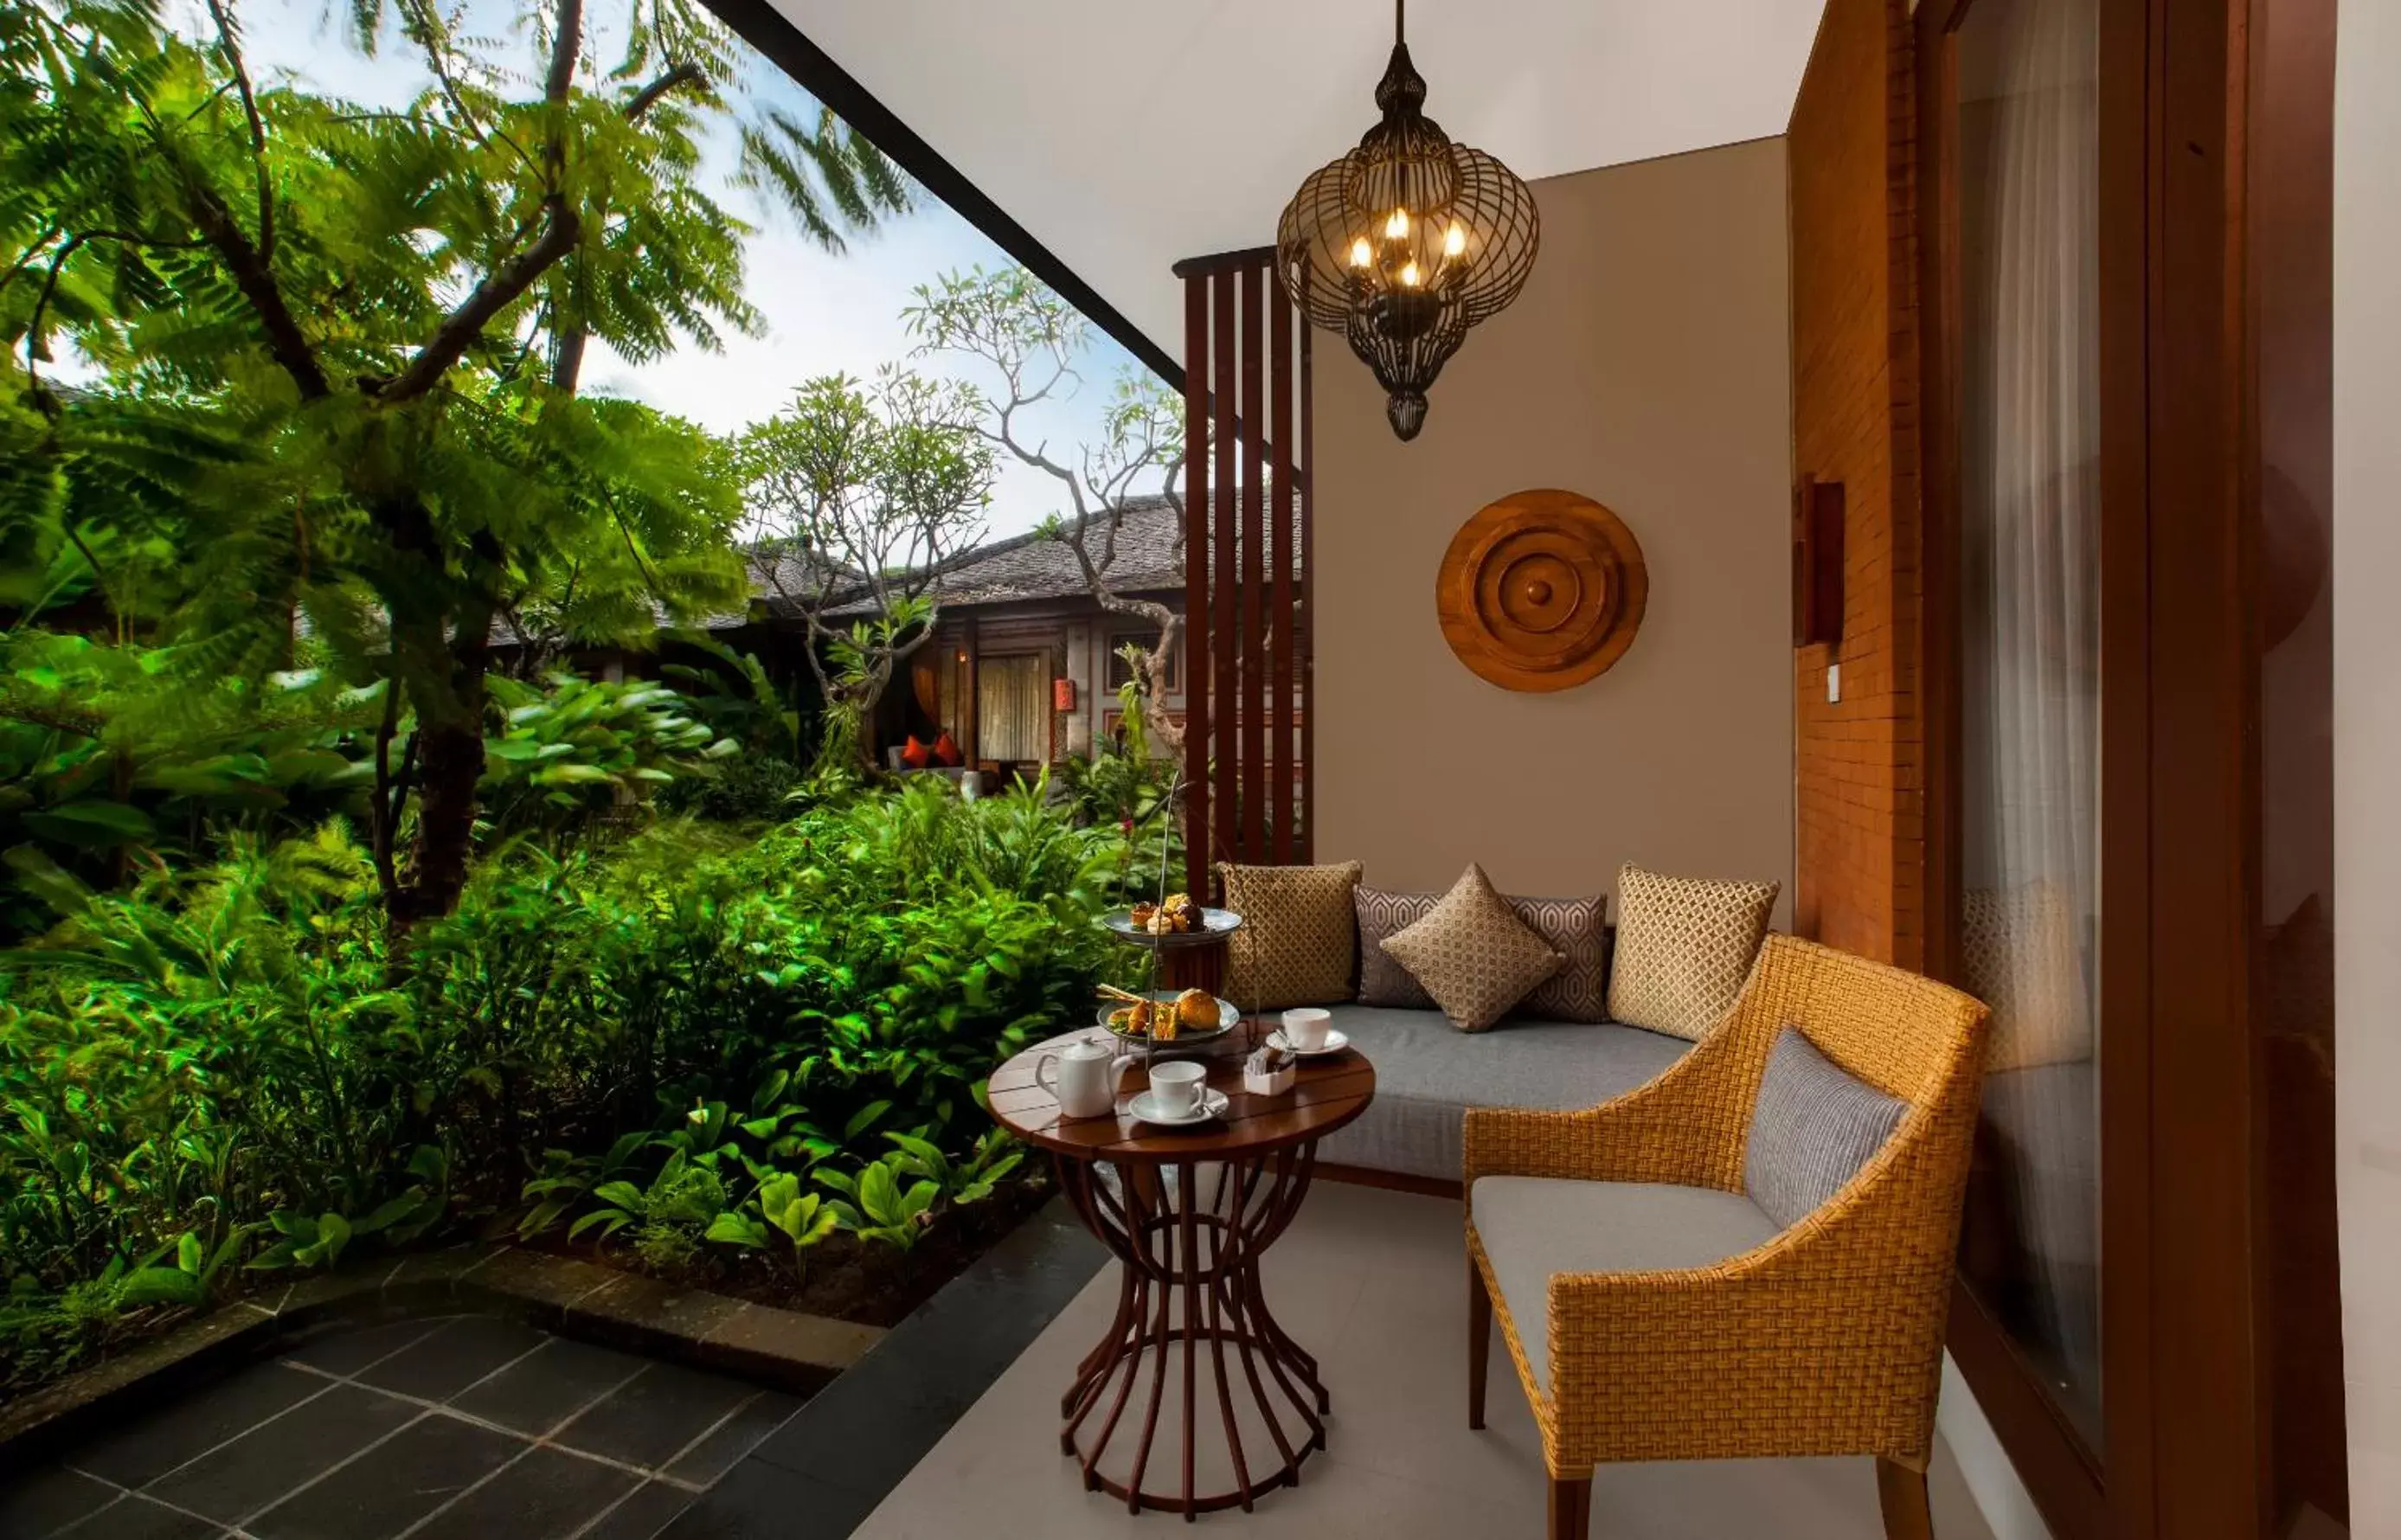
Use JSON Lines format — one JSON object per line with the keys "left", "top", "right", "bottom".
{"left": 659, "top": 1199, "right": 1106, "bottom": 1539}
{"left": 1, "top": 1200, "right": 1108, "bottom": 1539}
{"left": 1, "top": 1314, "right": 799, "bottom": 1540}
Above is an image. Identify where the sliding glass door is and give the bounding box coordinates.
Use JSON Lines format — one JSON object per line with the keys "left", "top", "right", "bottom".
{"left": 1921, "top": 0, "right": 2348, "bottom": 1531}
{"left": 1948, "top": 0, "right": 2105, "bottom": 1450}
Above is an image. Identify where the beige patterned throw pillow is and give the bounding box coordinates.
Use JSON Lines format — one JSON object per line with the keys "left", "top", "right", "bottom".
{"left": 1221, "top": 862, "right": 1363, "bottom": 1010}
{"left": 1960, "top": 880, "right": 2091, "bottom": 1070}
{"left": 1607, "top": 863, "right": 1779, "bottom": 1041}
{"left": 1380, "top": 864, "right": 1564, "bottom": 1033}
{"left": 1356, "top": 886, "right": 1609, "bottom": 1021}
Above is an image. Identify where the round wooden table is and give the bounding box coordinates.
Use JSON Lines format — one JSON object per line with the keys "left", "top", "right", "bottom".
{"left": 985, "top": 1025, "right": 1376, "bottom": 1520}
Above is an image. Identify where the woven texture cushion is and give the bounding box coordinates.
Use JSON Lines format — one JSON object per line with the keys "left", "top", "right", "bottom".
{"left": 1379, "top": 864, "right": 1563, "bottom": 1033}
{"left": 1959, "top": 880, "right": 2091, "bottom": 1070}
{"left": 1471, "top": 1176, "right": 1781, "bottom": 1396}
{"left": 1317, "top": 1009, "right": 1690, "bottom": 1179}
{"left": 1509, "top": 894, "right": 1610, "bottom": 1022}
{"left": 1355, "top": 886, "right": 1609, "bottom": 1022}
{"left": 1220, "top": 862, "right": 1362, "bottom": 1010}
{"left": 1743, "top": 1025, "right": 1910, "bottom": 1229}
{"left": 1354, "top": 886, "right": 1441, "bottom": 1008}
{"left": 1606, "top": 863, "right": 1779, "bottom": 1040}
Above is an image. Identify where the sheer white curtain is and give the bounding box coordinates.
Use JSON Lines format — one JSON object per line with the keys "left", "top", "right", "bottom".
{"left": 1957, "top": 0, "right": 2103, "bottom": 1428}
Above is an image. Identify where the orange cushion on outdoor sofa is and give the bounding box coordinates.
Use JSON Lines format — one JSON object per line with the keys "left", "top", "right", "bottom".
{"left": 901, "top": 735, "right": 933, "bottom": 770}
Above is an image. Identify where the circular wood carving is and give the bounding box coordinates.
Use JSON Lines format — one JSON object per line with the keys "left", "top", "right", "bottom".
{"left": 1436, "top": 489, "right": 1648, "bottom": 692}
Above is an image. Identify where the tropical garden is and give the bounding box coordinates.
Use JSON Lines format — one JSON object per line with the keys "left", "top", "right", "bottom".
{"left": 0, "top": 0, "right": 1179, "bottom": 1396}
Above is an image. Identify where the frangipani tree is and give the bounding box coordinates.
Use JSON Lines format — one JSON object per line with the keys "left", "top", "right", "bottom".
{"left": 737, "top": 368, "right": 995, "bottom": 772}
{"left": 903, "top": 266, "right": 1189, "bottom": 750}
{"left": 0, "top": 0, "right": 908, "bottom": 925}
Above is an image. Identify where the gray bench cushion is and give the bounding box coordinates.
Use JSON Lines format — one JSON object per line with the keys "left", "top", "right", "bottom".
{"left": 1315, "top": 1006, "right": 1692, "bottom": 1181}
{"left": 1470, "top": 1176, "right": 1781, "bottom": 1396}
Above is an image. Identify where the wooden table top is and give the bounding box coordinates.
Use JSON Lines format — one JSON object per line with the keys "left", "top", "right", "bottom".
{"left": 985, "top": 1025, "right": 1375, "bottom": 1165}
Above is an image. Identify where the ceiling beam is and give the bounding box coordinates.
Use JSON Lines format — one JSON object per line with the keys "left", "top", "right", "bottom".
{"left": 701, "top": 0, "right": 1184, "bottom": 387}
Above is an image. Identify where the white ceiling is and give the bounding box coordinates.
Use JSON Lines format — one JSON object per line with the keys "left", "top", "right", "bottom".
{"left": 767, "top": 1, "right": 1826, "bottom": 370}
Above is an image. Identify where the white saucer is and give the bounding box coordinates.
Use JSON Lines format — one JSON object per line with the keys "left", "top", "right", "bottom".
{"left": 1127, "top": 1087, "right": 1230, "bottom": 1126}
{"left": 1267, "top": 1028, "right": 1351, "bottom": 1058}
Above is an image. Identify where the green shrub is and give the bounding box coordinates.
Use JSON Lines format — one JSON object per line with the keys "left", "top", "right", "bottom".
{"left": 3, "top": 772, "right": 1107, "bottom": 1386}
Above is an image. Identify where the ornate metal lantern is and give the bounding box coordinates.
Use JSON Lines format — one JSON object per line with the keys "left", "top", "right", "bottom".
{"left": 1275, "top": 2, "right": 1540, "bottom": 440}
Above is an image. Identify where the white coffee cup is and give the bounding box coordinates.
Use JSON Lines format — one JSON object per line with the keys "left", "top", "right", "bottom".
{"left": 1281, "top": 1008, "right": 1332, "bottom": 1052}
{"left": 1149, "top": 1060, "right": 1209, "bottom": 1117}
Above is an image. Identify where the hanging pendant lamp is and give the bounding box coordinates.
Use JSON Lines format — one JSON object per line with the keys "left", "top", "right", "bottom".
{"left": 1275, "top": 0, "right": 1540, "bottom": 440}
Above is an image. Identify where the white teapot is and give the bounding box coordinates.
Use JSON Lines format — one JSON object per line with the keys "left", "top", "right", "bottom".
{"left": 1037, "top": 1036, "right": 1133, "bottom": 1120}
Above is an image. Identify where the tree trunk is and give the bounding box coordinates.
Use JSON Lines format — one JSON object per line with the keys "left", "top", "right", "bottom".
{"left": 395, "top": 708, "right": 484, "bottom": 925}
{"left": 385, "top": 615, "right": 491, "bottom": 932}
{"left": 376, "top": 484, "right": 498, "bottom": 934}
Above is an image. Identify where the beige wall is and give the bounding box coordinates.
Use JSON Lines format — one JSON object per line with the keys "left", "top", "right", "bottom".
{"left": 2335, "top": 5, "right": 2401, "bottom": 1528}
{"left": 1311, "top": 137, "right": 1795, "bottom": 915}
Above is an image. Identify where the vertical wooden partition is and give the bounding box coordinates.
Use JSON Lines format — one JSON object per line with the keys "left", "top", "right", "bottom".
{"left": 1172, "top": 247, "right": 1312, "bottom": 895}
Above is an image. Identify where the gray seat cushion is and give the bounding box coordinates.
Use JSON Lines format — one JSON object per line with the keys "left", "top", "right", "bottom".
{"left": 1315, "top": 1006, "right": 1692, "bottom": 1180}
{"left": 1470, "top": 1176, "right": 1782, "bottom": 1396}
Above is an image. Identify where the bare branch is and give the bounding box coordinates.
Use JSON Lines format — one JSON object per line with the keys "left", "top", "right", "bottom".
{"left": 0, "top": 224, "right": 65, "bottom": 298}
{"left": 178, "top": 178, "right": 330, "bottom": 399}
{"left": 379, "top": 198, "right": 578, "bottom": 402}
{"left": 202, "top": 0, "right": 273, "bottom": 260}
{"left": 626, "top": 61, "right": 705, "bottom": 120}
{"left": 22, "top": 234, "right": 86, "bottom": 407}
{"left": 908, "top": 267, "right": 1187, "bottom": 747}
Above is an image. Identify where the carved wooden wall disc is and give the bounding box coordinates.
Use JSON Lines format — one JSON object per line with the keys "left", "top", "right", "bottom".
{"left": 1436, "top": 489, "right": 1648, "bottom": 692}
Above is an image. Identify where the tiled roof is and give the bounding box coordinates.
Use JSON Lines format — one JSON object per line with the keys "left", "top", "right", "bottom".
{"left": 487, "top": 544, "right": 854, "bottom": 645}
{"left": 742, "top": 545, "right": 860, "bottom": 620}
{"left": 490, "top": 498, "right": 1207, "bottom": 645}
{"left": 823, "top": 495, "right": 1187, "bottom": 617}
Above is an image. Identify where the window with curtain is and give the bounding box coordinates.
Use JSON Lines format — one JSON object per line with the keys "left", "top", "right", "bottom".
{"left": 1953, "top": 0, "right": 2104, "bottom": 1446}
{"left": 977, "top": 653, "right": 1051, "bottom": 762}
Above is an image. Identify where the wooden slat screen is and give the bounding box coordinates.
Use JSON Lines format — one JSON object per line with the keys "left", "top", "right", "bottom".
{"left": 1172, "top": 247, "right": 1313, "bottom": 894}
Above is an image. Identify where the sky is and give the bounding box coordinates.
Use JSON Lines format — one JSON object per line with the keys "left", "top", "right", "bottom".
{"left": 177, "top": 0, "right": 1163, "bottom": 540}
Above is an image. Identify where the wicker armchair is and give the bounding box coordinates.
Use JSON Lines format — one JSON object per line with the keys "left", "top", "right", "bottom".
{"left": 1463, "top": 934, "right": 1990, "bottom": 1539}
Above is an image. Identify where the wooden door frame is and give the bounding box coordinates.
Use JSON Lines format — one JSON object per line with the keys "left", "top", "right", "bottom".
{"left": 1915, "top": 0, "right": 2268, "bottom": 1536}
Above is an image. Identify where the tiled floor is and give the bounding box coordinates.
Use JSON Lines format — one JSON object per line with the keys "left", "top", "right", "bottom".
{"left": 853, "top": 1181, "right": 2003, "bottom": 1539}
{"left": 0, "top": 1314, "right": 800, "bottom": 1540}
{"left": 656, "top": 1201, "right": 1107, "bottom": 1538}
{"left": 0, "top": 1190, "right": 2011, "bottom": 1539}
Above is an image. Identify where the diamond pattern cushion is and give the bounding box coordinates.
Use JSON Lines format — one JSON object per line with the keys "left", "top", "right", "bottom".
{"left": 1356, "top": 887, "right": 1609, "bottom": 1022}
{"left": 1353, "top": 886, "right": 1441, "bottom": 1009}
{"left": 1509, "top": 894, "right": 1610, "bottom": 1022}
{"left": 1606, "top": 863, "right": 1779, "bottom": 1040}
{"left": 1220, "top": 862, "right": 1363, "bottom": 1010}
{"left": 1959, "top": 880, "right": 2090, "bottom": 1070}
{"left": 1379, "top": 864, "right": 1564, "bottom": 1033}
{"left": 1743, "top": 1025, "right": 1909, "bottom": 1229}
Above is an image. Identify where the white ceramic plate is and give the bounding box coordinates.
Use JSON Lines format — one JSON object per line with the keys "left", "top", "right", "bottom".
{"left": 1266, "top": 1028, "right": 1351, "bottom": 1058}
{"left": 1127, "top": 1087, "right": 1231, "bottom": 1126}
{"left": 1095, "top": 994, "right": 1241, "bottom": 1043}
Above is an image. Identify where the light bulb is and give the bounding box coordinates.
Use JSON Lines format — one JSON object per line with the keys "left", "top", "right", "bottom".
{"left": 1384, "top": 207, "right": 1409, "bottom": 240}
{"left": 1349, "top": 236, "right": 1373, "bottom": 268}
{"left": 1443, "top": 223, "right": 1467, "bottom": 257}
{"left": 1399, "top": 260, "right": 1422, "bottom": 287}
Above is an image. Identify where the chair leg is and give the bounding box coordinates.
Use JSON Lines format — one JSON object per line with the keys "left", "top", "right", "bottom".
{"left": 1467, "top": 1257, "right": 1492, "bottom": 1431}
{"left": 1548, "top": 1473, "right": 1592, "bottom": 1538}
{"left": 1876, "top": 1458, "right": 1933, "bottom": 1540}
